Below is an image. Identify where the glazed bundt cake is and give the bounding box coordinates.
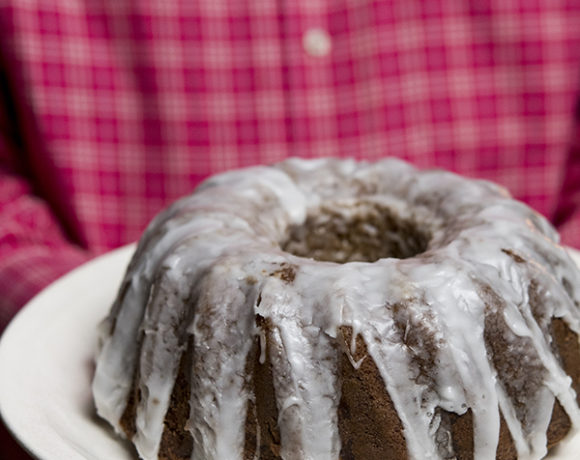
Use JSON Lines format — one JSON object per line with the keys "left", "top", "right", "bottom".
{"left": 92, "top": 158, "right": 580, "bottom": 460}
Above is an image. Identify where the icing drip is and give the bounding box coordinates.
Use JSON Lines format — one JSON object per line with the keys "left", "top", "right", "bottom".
{"left": 257, "top": 276, "right": 342, "bottom": 459}
{"left": 93, "top": 158, "right": 580, "bottom": 460}
{"left": 187, "top": 262, "right": 258, "bottom": 459}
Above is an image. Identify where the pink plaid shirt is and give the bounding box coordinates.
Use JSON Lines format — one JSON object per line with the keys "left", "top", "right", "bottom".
{"left": 1, "top": 1, "right": 580, "bottom": 457}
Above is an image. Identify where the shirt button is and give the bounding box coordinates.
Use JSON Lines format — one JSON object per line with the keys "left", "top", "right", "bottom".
{"left": 303, "top": 28, "right": 332, "bottom": 57}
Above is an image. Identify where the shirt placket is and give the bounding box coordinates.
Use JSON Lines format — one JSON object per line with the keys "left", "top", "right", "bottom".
{"left": 279, "top": 0, "right": 338, "bottom": 158}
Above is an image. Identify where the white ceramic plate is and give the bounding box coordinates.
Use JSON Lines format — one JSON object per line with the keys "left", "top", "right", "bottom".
{"left": 0, "top": 244, "right": 580, "bottom": 459}
{"left": 0, "top": 244, "right": 137, "bottom": 460}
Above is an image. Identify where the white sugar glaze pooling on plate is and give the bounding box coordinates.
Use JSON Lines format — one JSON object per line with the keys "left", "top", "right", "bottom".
{"left": 92, "top": 158, "right": 580, "bottom": 460}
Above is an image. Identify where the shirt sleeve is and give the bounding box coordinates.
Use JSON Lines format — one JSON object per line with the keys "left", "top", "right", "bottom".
{"left": 0, "top": 40, "right": 93, "bottom": 332}
{"left": 0, "top": 166, "right": 91, "bottom": 330}
{"left": 553, "top": 110, "right": 580, "bottom": 250}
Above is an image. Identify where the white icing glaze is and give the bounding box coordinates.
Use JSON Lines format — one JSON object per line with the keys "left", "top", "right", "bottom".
{"left": 92, "top": 158, "right": 580, "bottom": 460}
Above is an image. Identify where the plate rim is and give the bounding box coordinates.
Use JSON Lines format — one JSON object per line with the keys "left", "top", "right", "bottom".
{"left": 0, "top": 243, "right": 137, "bottom": 460}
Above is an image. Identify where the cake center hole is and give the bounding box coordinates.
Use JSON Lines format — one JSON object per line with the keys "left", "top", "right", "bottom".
{"left": 281, "top": 201, "right": 431, "bottom": 263}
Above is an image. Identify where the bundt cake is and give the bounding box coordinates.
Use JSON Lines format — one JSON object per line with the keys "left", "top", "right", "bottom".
{"left": 92, "top": 158, "right": 580, "bottom": 460}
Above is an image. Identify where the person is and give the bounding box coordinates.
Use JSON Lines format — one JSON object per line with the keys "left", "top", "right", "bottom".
{"left": 1, "top": 1, "right": 579, "bottom": 458}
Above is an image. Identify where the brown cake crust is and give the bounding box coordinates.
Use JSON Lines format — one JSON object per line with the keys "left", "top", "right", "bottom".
{"left": 337, "top": 327, "right": 408, "bottom": 460}
{"left": 158, "top": 339, "right": 194, "bottom": 460}
{"left": 243, "top": 317, "right": 282, "bottom": 459}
